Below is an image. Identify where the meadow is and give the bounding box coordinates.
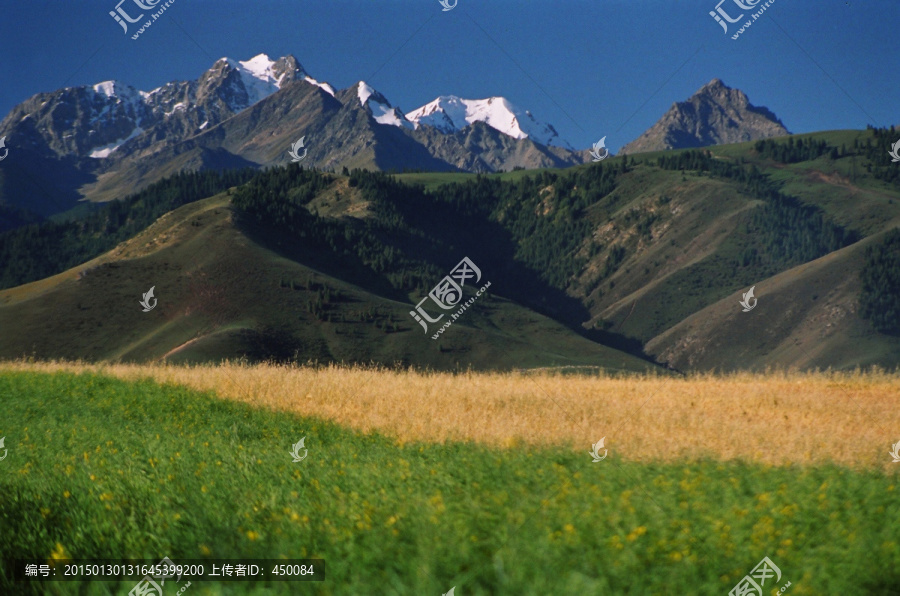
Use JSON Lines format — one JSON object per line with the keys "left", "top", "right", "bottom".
{"left": 1, "top": 362, "right": 899, "bottom": 594}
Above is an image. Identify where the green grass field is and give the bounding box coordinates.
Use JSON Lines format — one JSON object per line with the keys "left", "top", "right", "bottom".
{"left": 2, "top": 370, "right": 900, "bottom": 595}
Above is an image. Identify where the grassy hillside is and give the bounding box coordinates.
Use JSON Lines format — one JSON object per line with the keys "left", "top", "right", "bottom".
{"left": 571, "top": 132, "right": 900, "bottom": 370}
{"left": 646, "top": 229, "right": 900, "bottom": 371}
{"left": 1, "top": 368, "right": 899, "bottom": 594}
{"left": 0, "top": 190, "right": 655, "bottom": 372}
{"left": 1, "top": 128, "right": 899, "bottom": 372}
{"left": 394, "top": 132, "right": 900, "bottom": 374}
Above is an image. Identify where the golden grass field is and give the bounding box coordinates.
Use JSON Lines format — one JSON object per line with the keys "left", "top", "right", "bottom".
{"left": 3, "top": 360, "right": 899, "bottom": 470}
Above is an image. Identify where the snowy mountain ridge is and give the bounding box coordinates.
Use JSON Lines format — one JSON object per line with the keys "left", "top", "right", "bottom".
{"left": 357, "top": 81, "right": 414, "bottom": 130}
{"left": 219, "top": 54, "right": 299, "bottom": 107}
{"left": 0, "top": 52, "right": 584, "bottom": 185}
{"left": 405, "top": 95, "right": 573, "bottom": 150}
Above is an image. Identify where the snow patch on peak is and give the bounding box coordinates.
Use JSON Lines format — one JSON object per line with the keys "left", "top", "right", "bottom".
{"left": 356, "top": 81, "right": 413, "bottom": 130}
{"left": 305, "top": 76, "right": 335, "bottom": 97}
{"left": 237, "top": 53, "right": 293, "bottom": 87}
{"left": 406, "top": 95, "right": 572, "bottom": 149}
{"left": 239, "top": 54, "right": 276, "bottom": 76}
{"left": 89, "top": 126, "right": 144, "bottom": 158}
{"left": 91, "top": 81, "right": 144, "bottom": 104}
{"left": 92, "top": 81, "right": 118, "bottom": 97}
{"left": 215, "top": 54, "right": 300, "bottom": 109}
{"left": 234, "top": 55, "right": 285, "bottom": 103}
{"left": 164, "top": 102, "right": 187, "bottom": 117}
{"left": 370, "top": 103, "right": 414, "bottom": 130}
{"left": 406, "top": 95, "right": 470, "bottom": 134}
{"left": 357, "top": 81, "right": 376, "bottom": 106}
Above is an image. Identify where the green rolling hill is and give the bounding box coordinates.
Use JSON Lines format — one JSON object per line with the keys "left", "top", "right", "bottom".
{"left": 0, "top": 191, "right": 657, "bottom": 372}
{"left": 1, "top": 127, "right": 898, "bottom": 372}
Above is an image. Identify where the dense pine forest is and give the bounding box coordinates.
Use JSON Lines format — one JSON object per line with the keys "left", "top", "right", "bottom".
{"left": 862, "top": 126, "right": 900, "bottom": 187}
{"left": 754, "top": 137, "right": 835, "bottom": 163}
{"left": 860, "top": 228, "right": 900, "bottom": 335}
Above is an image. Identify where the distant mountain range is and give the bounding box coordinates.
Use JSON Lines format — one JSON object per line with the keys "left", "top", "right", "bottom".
{"left": 621, "top": 79, "right": 789, "bottom": 155}
{"left": 0, "top": 54, "right": 589, "bottom": 219}
{"left": 0, "top": 56, "right": 792, "bottom": 224}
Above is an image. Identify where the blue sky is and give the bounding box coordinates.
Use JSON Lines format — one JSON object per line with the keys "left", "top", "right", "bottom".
{"left": 0, "top": 0, "right": 896, "bottom": 152}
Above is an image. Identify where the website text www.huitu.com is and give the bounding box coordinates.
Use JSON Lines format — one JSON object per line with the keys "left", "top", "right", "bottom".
{"left": 430, "top": 281, "right": 491, "bottom": 340}
{"left": 130, "top": 0, "right": 176, "bottom": 40}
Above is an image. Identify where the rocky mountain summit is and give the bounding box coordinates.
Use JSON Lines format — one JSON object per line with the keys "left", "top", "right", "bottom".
{"left": 621, "top": 79, "right": 789, "bottom": 154}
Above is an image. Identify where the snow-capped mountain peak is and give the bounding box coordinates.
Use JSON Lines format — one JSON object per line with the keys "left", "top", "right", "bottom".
{"left": 406, "top": 95, "right": 572, "bottom": 149}
{"left": 356, "top": 81, "right": 414, "bottom": 130}
{"left": 237, "top": 54, "right": 283, "bottom": 83}
{"left": 216, "top": 54, "right": 306, "bottom": 107}
{"left": 91, "top": 80, "right": 147, "bottom": 103}
{"left": 19, "top": 54, "right": 317, "bottom": 161}
{"left": 357, "top": 81, "right": 377, "bottom": 106}
{"left": 0, "top": 52, "right": 583, "bottom": 178}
